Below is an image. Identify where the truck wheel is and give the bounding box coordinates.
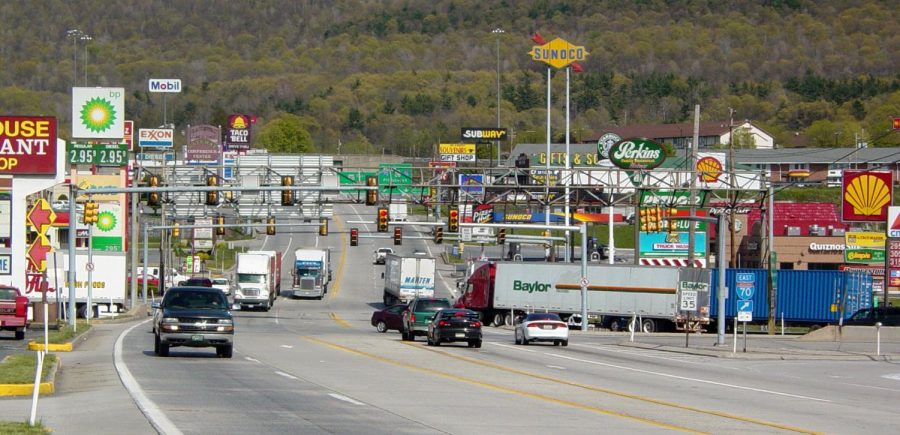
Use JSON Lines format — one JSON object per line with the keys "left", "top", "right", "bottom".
{"left": 492, "top": 313, "right": 503, "bottom": 328}
{"left": 641, "top": 319, "right": 657, "bottom": 333}
{"left": 376, "top": 321, "right": 388, "bottom": 333}
{"left": 504, "top": 313, "right": 513, "bottom": 326}
{"left": 158, "top": 340, "right": 169, "bottom": 357}
{"left": 609, "top": 319, "right": 622, "bottom": 332}
{"left": 15, "top": 328, "right": 25, "bottom": 340}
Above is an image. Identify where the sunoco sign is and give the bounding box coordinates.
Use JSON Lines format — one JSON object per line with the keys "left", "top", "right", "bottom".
{"left": 609, "top": 138, "right": 665, "bottom": 170}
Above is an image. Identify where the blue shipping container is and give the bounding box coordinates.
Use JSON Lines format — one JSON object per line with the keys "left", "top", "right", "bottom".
{"left": 709, "top": 269, "right": 872, "bottom": 324}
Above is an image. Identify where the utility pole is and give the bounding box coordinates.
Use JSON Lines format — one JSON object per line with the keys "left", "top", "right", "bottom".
{"left": 688, "top": 105, "right": 700, "bottom": 267}
{"left": 728, "top": 108, "right": 737, "bottom": 267}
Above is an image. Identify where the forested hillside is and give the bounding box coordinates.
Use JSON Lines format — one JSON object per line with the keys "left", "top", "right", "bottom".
{"left": 1, "top": 0, "right": 899, "bottom": 155}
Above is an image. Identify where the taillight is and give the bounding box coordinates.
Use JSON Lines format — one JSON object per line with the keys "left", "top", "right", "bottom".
{"left": 15, "top": 296, "right": 27, "bottom": 317}
{"left": 470, "top": 321, "right": 482, "bottom": 328}
{"left": 410, "top": 313, "right": 416, "bottom": 322}
{"left": 526, "top": 322, "right": 539, "bottom": 328}
{"left": 559, "top": 323, "right": 568, "bottom": 329}
{"left": 438, "top": 320, "right": 450, "bottom": 327}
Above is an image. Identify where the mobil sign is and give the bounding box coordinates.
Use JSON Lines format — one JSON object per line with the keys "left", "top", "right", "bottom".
{"left": 148, "top": 78, "right": 181, "bottom": 93}
{"left": 138, "top": 128, "right": 174, "bottom": 148}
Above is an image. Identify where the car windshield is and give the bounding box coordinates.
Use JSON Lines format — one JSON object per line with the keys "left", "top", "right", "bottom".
{"left": 165, "top": 291, "right": 225, "bottom": 310}
{"left": 296, "top": 268, "right": 319, "bottom": 278}
{"left": 237, "top": 274, "right": 265, "bottom": 284}
{"left": 212, "top": 279, "right": 228, "bottom": 285}
{"left": 0, "top": 288, "right": 17, "bottom": 299}
{"left": 416, "top": 300, "right": 449, "bottom": 312}
{"left": 525, "top": 313, "right": 562, "bottom": 322}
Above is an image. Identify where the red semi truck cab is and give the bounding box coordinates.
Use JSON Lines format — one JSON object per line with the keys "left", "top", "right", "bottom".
{"left": 0, "top": 285, "right": 29, "bottom": 340}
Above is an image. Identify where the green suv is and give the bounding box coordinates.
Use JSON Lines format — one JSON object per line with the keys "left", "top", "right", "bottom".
{"left": 402, "top": 297, "right": 451, "bottom": 341}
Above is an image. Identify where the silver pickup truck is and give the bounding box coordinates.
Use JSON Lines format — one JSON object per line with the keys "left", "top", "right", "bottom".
{"left": 373, "top": 247, "right": 394, "bottom": 265}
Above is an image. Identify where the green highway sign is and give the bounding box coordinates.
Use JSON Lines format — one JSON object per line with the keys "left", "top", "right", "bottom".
{"left": 68, "top": 143, "right": 129, "bottom": 166}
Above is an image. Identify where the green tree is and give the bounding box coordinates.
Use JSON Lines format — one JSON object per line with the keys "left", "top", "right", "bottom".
{"left": 255, "top": 113, "right": 313, "bottom": 153}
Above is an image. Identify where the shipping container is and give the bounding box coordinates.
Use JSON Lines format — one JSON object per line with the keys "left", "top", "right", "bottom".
{"left": 709, "top": 269, "right": 872, "bottom": 326}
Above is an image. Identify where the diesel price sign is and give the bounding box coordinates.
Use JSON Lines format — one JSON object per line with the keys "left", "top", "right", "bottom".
{"left": 67, "top": 143, "right": 129, "bottom": 166}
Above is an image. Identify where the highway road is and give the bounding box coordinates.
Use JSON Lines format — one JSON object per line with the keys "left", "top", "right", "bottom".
{"left": 114, "top": 204, "right": 900, "bottom": 434}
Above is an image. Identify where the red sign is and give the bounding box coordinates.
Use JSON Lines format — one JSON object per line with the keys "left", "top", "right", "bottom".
{"left": 124, "top": 120, "right": 133, "bottom": 151}
{"left": 186, "top": 125, "right": 221, "bottom": 161}
{"left": 225, "top": 114, "right": 251, "bottom": 152}
{"left": 0, "top": 116, "right": 57, "bottom": 175}
{"left": 842, "top": 170, "right": 892, "bottom": 222}
{"left": 892, "top": 117, "right": 900, "bottom": 130}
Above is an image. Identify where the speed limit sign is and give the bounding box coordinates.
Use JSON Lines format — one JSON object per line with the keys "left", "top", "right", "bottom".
{"left": 680, "top": 290, "right": 698, "bottom": 311}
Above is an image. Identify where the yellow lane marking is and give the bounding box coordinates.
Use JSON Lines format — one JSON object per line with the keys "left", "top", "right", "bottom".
{"left": 415, "top": 344, "right": 821, "bottom": 434}
{"left": 328, "top": 312, "right": 352, "bottom": 328}
{"left": 303, "top": 336, "right": 703, "bottom": 434}
{"left": 329, "top": 209, "right": 348, "bottom": 300}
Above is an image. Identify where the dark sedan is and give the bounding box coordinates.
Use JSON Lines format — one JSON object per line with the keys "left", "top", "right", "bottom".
{"left": 426, "top": 309, "right": 482, "bottom": 348}
{"left": 371, "top": 304, "right": 407, "bottom": 333}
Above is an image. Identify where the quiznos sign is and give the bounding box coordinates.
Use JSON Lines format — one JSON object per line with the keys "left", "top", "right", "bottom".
{"left": 609, "top": 138, "right": 666, "bottom": 170}
{"left": 461, "top": 128, "right": 507, "bottom": 141}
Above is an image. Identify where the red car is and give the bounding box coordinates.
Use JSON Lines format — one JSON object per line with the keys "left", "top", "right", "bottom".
{"left": 371, "top": 304, "right": 407, "bottom": 333}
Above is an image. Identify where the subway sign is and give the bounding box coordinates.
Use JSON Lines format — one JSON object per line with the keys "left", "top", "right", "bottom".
{"left": 461, "top": 128, "right": 508, "bottom": 141}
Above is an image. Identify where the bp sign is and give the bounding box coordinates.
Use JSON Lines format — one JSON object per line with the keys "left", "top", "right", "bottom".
{"left": 608, "top": 138, "right": 665, "bottom": 170}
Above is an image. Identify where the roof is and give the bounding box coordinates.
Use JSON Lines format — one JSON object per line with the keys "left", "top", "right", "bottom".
{"left": 734, "top": 147, "right": 900, "bottom": 165}
{"left": 586, "top": 121, "right": 735, "bottom": 143}
{"left": 747, "top": 202, "right": 847, "bottom": 236}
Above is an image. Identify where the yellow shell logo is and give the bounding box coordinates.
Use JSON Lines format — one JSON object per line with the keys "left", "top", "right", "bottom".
{"left": 845, "top": 174, "right": 890, "bottom": 216}
{"left": 231, "top": 116, "right": 247, "bottom": 129}
{"left": 696, "top": 156, "right": 723, "bottom": 182}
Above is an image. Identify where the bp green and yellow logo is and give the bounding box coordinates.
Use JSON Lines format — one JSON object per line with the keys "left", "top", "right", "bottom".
{"left": 79, "top": 97, "right": 117, "bottom": 133}
{"left": 96, "top": 211, "right": 117, "bottom": 232}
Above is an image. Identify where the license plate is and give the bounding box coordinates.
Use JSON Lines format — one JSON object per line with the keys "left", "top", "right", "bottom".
{"left": 191, "top": 335, "right": 204, "bottom": 342}
{"left": 455, "top": 333, "right": 465, "bottom": 338}
{"left": 542, "top": 325, "right": 553, "bottom": 330}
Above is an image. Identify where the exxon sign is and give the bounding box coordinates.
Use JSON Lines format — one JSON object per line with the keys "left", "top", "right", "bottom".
{"left": 148, "top": 79, "right": 182, "bottom": 93}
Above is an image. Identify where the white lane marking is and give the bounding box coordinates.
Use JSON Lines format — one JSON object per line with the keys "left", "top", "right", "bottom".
{"left": 275, "top": 371, "right": 299, "bottom": 380}
{"left": 115, "top": 319, "right": 184, "bottom": 435}
{"left": 573, "top": 343, "right": 719, "bottom": 365}
{"left": 262, "top": 235, "right": 270, "bottom": 250}
{"left": 547, "top": 365, "right": 567, "bottom": 370}
{"left": 844, "top": 382, "right": 900, "bottom": 392}
{"left": 275, "top": 306, "right": 280, "bottom": 325}
{"left": 882, "top": 373, "right": 900, "bottom": 381}
{"left": 244, "top": 357, "right": 260, "bottom": 363}
{"left": 546, "top": 352, "right": 830, "bottom": 402}
{"left": 490, "top": 342, "right": 537, "bottom": 353}
{"left": 280, "top": 345, "right": 294, "bottom": 349}
{"left": 328, "top": 393, "right": 366, "bottom": 406}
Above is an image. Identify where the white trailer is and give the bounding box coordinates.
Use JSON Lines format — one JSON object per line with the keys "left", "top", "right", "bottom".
{"left": 290, "top": 248, "right": 331, "bottom": 299}
{"left": 234, "top": 252, "right": 275, "bottom": 311}
{"left": 389, "top": 203, "right": 408, "bottom": 221}
{"left": 39, "top": 252, "right": 128, "bottom": 316}
{"left": 382, "top": 254, "right": 435, "bottom": 305}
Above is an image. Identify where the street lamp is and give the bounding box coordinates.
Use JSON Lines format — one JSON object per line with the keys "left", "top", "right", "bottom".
{"left": 492, "top": 28, "right": 504, "bottom": 166}
{"left": 80, "top": 34, "right": 92, "bottom": 86}
{"left": 66, "top": 29, "right": 84, "bottom": 88}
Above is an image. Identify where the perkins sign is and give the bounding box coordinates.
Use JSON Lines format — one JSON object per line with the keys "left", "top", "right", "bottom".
{"left": 608, "top": 138, "right": 665, "bottom": 170}
{"left": 148, "top": 79, "right": 182, "bottom": 93}
{"left": 0, "top": 116, "right": 57, "bottom": 175}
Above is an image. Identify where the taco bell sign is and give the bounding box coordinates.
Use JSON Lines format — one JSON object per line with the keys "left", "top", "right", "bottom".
{"left": 148, "top": 79, "right": 182, "bottom": 93}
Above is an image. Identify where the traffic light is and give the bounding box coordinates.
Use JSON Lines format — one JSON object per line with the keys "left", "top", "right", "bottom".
{"left": 319, "top": 218, "right": 328, "bottom": 236}
{"left": 448, "top": 209, "right": 459, "bottom": 232}
{"left": 394, "top": 227, "right": 402, "bottom": 246}
{"left": 281, "top": 175, "right": 294, "bottom": 206}
{"left": 433, "top": 226, "right": 443, "bottom": 244}
{"left": 215, "top": 215, "right": 225, "bottom": 236}
{"left": 147, "top": 175, "right": 160, "bottom": 206}
{"left": 377, "top": 207, "right": 389, "bottom": 232}
{"left": 82, "top": 200, "right": 99, "bottom": 225}
{"left": 206, "top": 175, "right": 219, "bottom": 206}
{"left": 172, "top": 223, "right": 180, "bottom": 238}
{"left": 350, "top": 228, "right": 359, "bottom": 246}
{"left": 365, "top": 176, "right": 378, "bottom": 206}
{"left": 497, "top": 228, "right": 506, "bottom": 245}
{"left": 266, "top": 217, "right": 276, "bottom": 235}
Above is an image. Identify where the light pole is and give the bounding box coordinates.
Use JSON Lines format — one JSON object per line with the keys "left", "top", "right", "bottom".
{"left": 492, "top": 28, "right": 504, "bottom": 166}
{"left": 66, "top": 29, "right": 83, "bottom": 88}
{"left": 80, "top": 34, "right": 92, "bottom": 86}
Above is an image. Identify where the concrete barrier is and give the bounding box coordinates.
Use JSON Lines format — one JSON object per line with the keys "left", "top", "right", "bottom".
{"left": 799, "top": 325, "right": 900, "bottom": 342}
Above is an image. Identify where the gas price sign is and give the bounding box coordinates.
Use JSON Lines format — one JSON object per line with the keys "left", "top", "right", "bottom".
{"left": 67, "top": 143, "right": 129, "bottom": 166}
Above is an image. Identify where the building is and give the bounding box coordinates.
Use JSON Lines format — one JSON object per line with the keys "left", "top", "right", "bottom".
{"left": 733, "top": 147, "right": 900, "bottom": 186}
{"left": 586, "top": 121, "right": 774, "bottom": 150}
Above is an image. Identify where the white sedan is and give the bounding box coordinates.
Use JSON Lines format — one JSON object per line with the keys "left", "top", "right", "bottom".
{"left": 514, "top": 313, "right": 569, "bottom": 346}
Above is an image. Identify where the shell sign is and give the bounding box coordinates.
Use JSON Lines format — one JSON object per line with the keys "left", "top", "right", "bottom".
{"left": 696, "top": 155, "right": 724, "bottom": 182}
{"left": 529, "top": 37, "right": 588, "bottom": 69}
{"left": 842, "top": 170, "right": 892, "bottom": 222}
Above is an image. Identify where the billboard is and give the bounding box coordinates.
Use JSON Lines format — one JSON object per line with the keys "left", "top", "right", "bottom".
{"left": 0, "top": 116, "right": 58, "bottom": 175}
{"left": 72, "top": 87, "right": 125, "bottom": 139}
{"left": 91, "top": 202, "right": 124, "bottom": 252}
{"left": 225, "top": 114, "right": 252, "bottom": 152}
{"left": 439, "top": 143, "right": 476, "bottom": 162}
{"left": 138, "top": 128, "right": 174, "bottom": 148}
{"left": 842, "top": 170, "right": 892, "bottom": 222}
{"left": 186, "top": 125, "right": 221, "bottom": 161}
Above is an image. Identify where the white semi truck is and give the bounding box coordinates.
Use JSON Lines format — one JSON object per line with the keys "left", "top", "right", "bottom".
{"left": 234, "top": 252, "right": 279, "bottom": 311}
{"left": 382, "top": 254, "right": 436, "bottom": 305}
{"left": 455, "top": 262, "right": 712, "bottom": 332}
{"left": 290, "top": 248, "right": 332, "bottom": 299}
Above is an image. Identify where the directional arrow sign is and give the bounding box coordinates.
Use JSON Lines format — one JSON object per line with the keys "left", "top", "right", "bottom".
{"left": 27, "top": 234, "right": 52, "bottom": 272}
{"left": 27, "top": 199, "right": 57, "bottom": 235}
{"left": 737, "top": 299, "right": 753, "bottom": 312}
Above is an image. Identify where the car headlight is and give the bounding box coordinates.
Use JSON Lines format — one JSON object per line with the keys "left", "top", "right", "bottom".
{"left": 161, "top": 317, "right": 179, "bottom": 323}
{"left": 234, "top": 293, "right": 243, "bottom": 299}
{"left": 217, "top": 319, "right": 233, "bottom": 324}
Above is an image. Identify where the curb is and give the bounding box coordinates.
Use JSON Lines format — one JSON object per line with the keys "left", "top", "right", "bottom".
{"left": 26, "top": 324, "right": 96, "bottom": 352}
{"left": 617, "top": 341, "right": 896, "bottom": 361}
{"left": 0, "top": 353, "right": 60, "bottom": 397}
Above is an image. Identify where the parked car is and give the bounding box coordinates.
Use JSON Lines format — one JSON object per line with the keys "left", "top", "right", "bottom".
{"left": 514, "top": 312, "right": 569, "bottom": 346}
{"left": 211, "top": 277, "right": 232, "bottom": 296}
{"left": 371, "top": 304, "right": 408, "bottom": 333}
{"left": 426, "top": 308, "right": 482, "bottom": 348}
{"left": 402, "top": 297, "right": 452, "bottom": 341}
{"left": 152, "top": 287, "right": 233, "bottom": 358}
{"left": 182, "top": 277, "right": 213, "bottom": 287}
{"left": 842, "top": 307, "right": 900, "bottom": 327}
{"left": 374, "top": 247, "right": 394, "bottom": 265}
